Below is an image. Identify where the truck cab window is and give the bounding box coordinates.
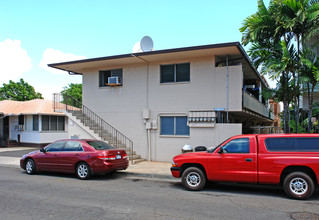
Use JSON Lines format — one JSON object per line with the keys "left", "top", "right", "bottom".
{"left": 223, "top": 138, "right": 249, "bottom": 153}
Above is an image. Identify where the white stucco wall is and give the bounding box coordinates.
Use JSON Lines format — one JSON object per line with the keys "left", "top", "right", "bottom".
{"left": 149, "top": 123, "right": 242, "bottom": 161}
{"left": 9, "top": 115, "right": 68, "bottom": 144}
{"left": 67, "top": 118, "right": 96, "bottom": 140}
{"left": 81, "top": 56, "right": 244, "bottom": 161}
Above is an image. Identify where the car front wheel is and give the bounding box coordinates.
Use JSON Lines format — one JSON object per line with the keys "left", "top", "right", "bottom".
{"left": 283, "top": 172, "right": 315, "bottom": 200}
{"left": 182, "top": 167, "right": 206, "bottom": 191}
{"left": 25, "top": 159, "right": 36, "bottom": 175}
{"left": 76, "top": 162, "right": 91, "bottom": 180}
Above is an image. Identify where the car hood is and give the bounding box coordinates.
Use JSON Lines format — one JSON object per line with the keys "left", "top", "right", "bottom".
{"left": 21, "top": 150, "right": 40, "bottom": 159}
{"left": 28, "top": 150, "right": 40, "bottom": 155}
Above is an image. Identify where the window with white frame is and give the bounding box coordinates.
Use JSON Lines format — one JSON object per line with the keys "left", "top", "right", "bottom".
{"left": 41, "top": 115, "right": 65, "bottom": 131}
{"left": 160, "top": 63, "right": 190, "bottom": 83}
{"left": 160, "top": 116, "right": 189, "bottom": 136}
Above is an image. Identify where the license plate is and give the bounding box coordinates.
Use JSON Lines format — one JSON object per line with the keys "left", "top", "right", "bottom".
{"left": 116, "top": 155, "right": 121, "bottom": 159}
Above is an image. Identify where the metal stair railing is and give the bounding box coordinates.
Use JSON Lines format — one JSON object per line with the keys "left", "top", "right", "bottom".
{"left": 53, "top": 93, "right": 134, "bottom": 164}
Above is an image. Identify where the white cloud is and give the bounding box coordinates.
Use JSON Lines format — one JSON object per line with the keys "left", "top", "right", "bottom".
{"left": 39, "top": 48, "right": 86, "bottom": 74}
{"left": 0, "top": 39, "right": 32, "bottom": 84}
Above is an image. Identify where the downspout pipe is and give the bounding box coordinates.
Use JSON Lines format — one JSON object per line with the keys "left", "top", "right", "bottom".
{"left": 226, "top": 55, "right": 229, "bottom": 123}
{"left": 131, "top": 54, "right": 151, "bottom": 161}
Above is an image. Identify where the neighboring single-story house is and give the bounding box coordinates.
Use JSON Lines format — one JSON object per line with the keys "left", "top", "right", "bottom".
{"left": 49, "top": 42, "right": 274, "bottom": 162}
{"left": 0, "top": 99, "right": 100, "bottom": 147}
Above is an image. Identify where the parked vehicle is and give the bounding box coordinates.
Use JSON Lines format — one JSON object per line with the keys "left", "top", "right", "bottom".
{"left": 171, "top": 134, "right": 319, "bottom": 199}
{"left": 20, "top": 139, "right": 129, "bottom": 179}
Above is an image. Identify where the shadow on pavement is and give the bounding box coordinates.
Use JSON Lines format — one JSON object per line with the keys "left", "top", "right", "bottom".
{"left": 19, "top": 169, "right": 131, "bottom": 181}
{"left": 169, "top": 181, "right": 319, "bottom": 201}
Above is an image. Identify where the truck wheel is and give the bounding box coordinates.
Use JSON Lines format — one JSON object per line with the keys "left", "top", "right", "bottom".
{"left": 283, "top": 172, "right": 315, "bottom": 200}
{"left": 182, "top": 167, "right": 206, "bottom": 191}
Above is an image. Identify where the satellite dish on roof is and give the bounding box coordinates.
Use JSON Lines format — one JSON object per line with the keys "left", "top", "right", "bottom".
{"left": 132, "top": 36, "right": 154, "bottom": 53}
{"left": 140, "top": 36, "right": 154, "bottom": 52}
{"left": 133, "top": 41, "right": 142, "bottom": 53}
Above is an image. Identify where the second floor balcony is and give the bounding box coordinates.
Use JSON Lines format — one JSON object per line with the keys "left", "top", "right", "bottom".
{"left": 243, "top": 90, "right": 274, "bottom": 120}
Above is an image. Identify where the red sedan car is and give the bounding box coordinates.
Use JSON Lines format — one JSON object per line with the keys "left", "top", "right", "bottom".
{"left": 20, "top": 139, "right": 129, "bottom": 179}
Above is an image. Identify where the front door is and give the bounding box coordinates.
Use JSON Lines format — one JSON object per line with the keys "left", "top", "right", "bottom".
{"left": 3, "top": 117, "right": 9, "bottom": 139}
{"left": 207, "top": 136, "right": 258, "bottom": 183}
{"left": 36, "top": 141, "right": 66, "bottom": 171}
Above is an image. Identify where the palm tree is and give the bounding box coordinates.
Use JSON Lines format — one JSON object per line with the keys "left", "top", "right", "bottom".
{"left": 240, "top": 0, "right": 319, "bottom": 133}
{"left": 263, "top": 41, "right": 298, "bottom": 132}
{"left": 275, "top": 0, "right": 319, "bottom": 132}
{"left": 240, "top": 0, "right": 293, "bottom": 132}
{"left": 300, "top": 48, "right": 319, "bottom": 132}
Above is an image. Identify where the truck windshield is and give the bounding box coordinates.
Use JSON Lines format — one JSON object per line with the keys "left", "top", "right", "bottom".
{"left": 208, "top": 138, "right": 230, "bottom": 153}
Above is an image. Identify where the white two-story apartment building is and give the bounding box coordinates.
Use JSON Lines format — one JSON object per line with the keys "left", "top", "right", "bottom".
{"left": 49, "top": 42, "right": 273, "bottom": 162}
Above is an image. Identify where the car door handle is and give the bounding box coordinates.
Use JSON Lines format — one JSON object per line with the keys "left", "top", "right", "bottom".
{"left": 54, "top": 154, "right": 58, "bottom": 156}
{"left": 75, "top": 153, "right": 80, "bottom": 156}
{"left": 245, "top": 158, "right": 253, "bottom": 162}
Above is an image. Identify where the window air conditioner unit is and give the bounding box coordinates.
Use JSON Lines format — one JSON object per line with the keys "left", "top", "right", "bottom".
{"left": 15, "top": 125, "right": 24, "bottom": 131}
{"left": 107, "top": 76, "right": 121, "bottom": 86}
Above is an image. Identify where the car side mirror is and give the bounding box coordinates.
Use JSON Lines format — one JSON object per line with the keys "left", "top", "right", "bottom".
{"left": 40, "top": 148, "right": 46, "bottom": 153}
{"left": 218, "top": 146, "right": 224, "bottom": 154}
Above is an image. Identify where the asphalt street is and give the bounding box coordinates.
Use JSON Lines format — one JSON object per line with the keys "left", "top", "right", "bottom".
{"left": 0, "top": 149, "right": 36, "bottom": 157}
{"left": 1, "top": 166, "right": 319, "bottom": 220}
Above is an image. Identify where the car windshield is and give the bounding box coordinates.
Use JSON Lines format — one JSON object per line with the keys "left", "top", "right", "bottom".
{"left": 86, "top": 141, "right": 114, "bottom": 150}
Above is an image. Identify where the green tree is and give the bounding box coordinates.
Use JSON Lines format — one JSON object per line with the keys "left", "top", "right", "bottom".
{"left": 61, "top": 83, "right": 82, "bottom": 108}
{"left": 0, "top": 78, "right": 43, "bottom": 101}
{"left": 240, "top": 0, "right": 292, "bottom": 132}
{"left": 275, "top": 0, "right": 319, "bottom": 133}
{"left": 300, "top": 48, "right": 319, "bottom": 132}
{"left": 240, "top": 0, "right": 319, "bottom": 133}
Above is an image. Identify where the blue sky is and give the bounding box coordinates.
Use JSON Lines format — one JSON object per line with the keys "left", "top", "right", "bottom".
{"left": 0, "top": 0, "right": 270, "bottom": 99}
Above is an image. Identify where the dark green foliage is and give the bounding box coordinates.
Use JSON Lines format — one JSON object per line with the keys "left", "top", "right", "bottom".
{"left": 240, "top": 0, "right": 319, "bottom": 133}
{"left": 0, "top": 79, "right": 43, "bottom": 101}
{"left": 61, "top": 83, "right": 82, "bottom": 108}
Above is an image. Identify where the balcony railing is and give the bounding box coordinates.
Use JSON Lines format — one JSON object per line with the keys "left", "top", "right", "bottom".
{"left": 243, "top": 90, "right": 274, "bottom": 120}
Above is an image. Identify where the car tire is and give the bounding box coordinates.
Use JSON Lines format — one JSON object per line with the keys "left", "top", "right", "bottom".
{"left": 182, "top": 167, "right": 206, "bottom": 191}
{"left": 76, "top": 162, "right": 91, "bottom": 180}
{"left": 283, "top": 172, "right": 315, "bottom": 200}
{"left": 25, "top": 159, "right": 36, "bottom": 175}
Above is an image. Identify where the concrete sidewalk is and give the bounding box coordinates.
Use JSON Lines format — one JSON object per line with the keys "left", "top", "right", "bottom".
{"left": 0, "top": 147, "right": 177, "bottom": 182}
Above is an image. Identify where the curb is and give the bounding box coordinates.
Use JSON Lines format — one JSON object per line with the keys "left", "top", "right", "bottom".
{"left": 0, "top": 157, "right": 177, "bottom": 183}
{"left": 120, "top": 171, "right": 179, "bottom": 182}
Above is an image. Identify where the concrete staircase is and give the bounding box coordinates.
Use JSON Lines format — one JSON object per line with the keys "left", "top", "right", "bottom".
{"left": 66, "top": 110, "right": 144, "bottom": 164}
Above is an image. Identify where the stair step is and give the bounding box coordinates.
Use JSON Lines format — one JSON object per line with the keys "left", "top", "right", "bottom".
{"left": 93, "top": 129, "right": 112, "bottom": 135}
{"left": 109, "top": 144, "right": 127, "bottom": 149}
{"left": 68, "top": 110, "right": 82, "bottom": 114}
{"left": 81, "top": 118, "right": 94, "bottom": 123}
{"left": 102, "top": 136, "right": 117, "bottom": 141}
{"left": 128, "top": 154, "right": 141, "bottom": 160}
{"left": 132, "top": 158, "right": 146, "bottom": 164}
{"left": 124, "top": 150, "right": 136, "bottom": 155}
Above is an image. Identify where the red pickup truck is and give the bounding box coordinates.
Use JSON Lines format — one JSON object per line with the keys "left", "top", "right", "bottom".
{"left": 171, "top": 134, "right": 319, "bottom": 199}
